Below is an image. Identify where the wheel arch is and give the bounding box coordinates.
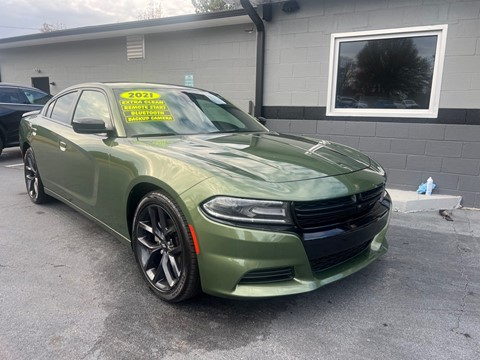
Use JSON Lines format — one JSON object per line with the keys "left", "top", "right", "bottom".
{"left": 20, "top": 141, "right": 30, "bottom": 159}
{"left": 125, "top": 179, "right": 189, "bottom": 241}
{"left": 126, "top": 182, "right": 159, "bottom": 239}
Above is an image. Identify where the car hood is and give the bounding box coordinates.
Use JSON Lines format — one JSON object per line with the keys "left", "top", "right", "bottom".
{"left": 135, "top": 132, "right": 372, "bottom": 183}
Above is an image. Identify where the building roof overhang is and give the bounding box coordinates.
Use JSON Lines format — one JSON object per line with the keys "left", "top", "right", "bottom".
{"left": 0, "top": 9, "right": 250, "bottom": 49}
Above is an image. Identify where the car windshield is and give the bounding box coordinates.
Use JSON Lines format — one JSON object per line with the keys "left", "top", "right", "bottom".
{"left": 113, "top": 88, "right": 266, "bottom": 137}
{"left": 22, "top": 89, "right": 52, "bottom": 105}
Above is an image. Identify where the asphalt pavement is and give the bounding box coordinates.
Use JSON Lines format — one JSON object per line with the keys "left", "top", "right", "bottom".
{"left": 1, "top": 147, "right": 479, "bottom": 360}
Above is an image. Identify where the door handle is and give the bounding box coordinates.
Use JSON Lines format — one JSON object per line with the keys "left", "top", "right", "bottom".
{"left": 59, "top": 141, "right": 67, "bottom": 152}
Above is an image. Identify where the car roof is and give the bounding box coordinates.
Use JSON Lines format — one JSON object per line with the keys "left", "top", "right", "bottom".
{"left": 0, "top": 82, "right": 48, "bottom": 93}
{"left": 58, "top": 82, "right": 215, "bottom": 97}
{"left": 64, "top": 82, "right": 200, "bottom": 91}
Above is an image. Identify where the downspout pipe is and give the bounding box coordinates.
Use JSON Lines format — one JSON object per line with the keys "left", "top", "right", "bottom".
{"left": 240, "top": 0, "right": 264, "bottom": 118}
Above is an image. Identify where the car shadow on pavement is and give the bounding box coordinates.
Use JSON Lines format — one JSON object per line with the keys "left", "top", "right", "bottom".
{"left": 0, "top": 147, "right": 22, "bottom": 162}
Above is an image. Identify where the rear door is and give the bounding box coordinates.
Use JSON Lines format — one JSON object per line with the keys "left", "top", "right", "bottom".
{"left": 31, "top": 91, "right": 78, "bottom": 197}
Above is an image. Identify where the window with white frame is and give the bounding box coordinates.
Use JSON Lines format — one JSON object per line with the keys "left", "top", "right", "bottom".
{"left": 326, "top": 25, "right": 447, "bottom": 118}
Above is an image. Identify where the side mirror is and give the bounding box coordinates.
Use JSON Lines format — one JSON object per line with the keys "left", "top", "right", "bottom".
{"left": 72, "top": 118, "right": 110, "bottom": 134}
{"left": 257, "top": 116, "right": 267, "bottom": 126}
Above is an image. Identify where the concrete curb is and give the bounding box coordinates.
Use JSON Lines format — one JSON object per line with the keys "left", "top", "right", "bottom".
{"left": 388, "top": 188, "right": 462, "bottom": 212}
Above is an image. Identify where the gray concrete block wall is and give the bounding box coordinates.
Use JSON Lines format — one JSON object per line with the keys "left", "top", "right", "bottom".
{"left": 264, "top": 0, "right": 480, "bottom": 109}
{"left": 267, "top": 119, "right": 480, "bottom": 208}
{"left": 0, "top": 25, "right": 256, "bottom": 111}
{"left": 261, "top": 0, "right": 480, "bottom": 209}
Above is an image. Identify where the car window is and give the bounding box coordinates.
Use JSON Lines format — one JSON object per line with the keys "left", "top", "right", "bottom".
{"left": 50, "top": 92, "right": 77, "bottom": 124}
{"left": 21, "top": 89, "right": 51, "bottom": 105}
{"left": 73, "top": 90, "right": 112, "bottom": 126}
{"left": 0, "top": 87, "right": 28, "bottom": 104}
{"left": 45, "top": 100, "right": 55, "bottom": 117}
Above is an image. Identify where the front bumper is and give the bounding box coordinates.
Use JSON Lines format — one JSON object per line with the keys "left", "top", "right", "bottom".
{"left": 193, "top": 193, "right": 391, "bottom": 298}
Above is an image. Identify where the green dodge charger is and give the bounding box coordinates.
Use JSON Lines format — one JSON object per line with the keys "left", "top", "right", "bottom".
{"left": 19, "top": 83, "right": 391, "bottom": 302}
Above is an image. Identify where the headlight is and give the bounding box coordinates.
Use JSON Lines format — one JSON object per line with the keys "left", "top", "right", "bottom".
{"left": 202, "top": 197, "right": 293, "bottom": 225}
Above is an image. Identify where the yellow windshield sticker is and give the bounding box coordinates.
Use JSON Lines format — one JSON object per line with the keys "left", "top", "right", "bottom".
{"left": 120, "top": 91, "right": 160, "bottom": 99}
{"left": 119, "top": 91, "right": 174, "bottom": 122}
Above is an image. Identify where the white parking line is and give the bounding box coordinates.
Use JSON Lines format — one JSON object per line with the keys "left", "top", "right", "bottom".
{"left": 5, "top": 163, "right": 24, "bottom": 168}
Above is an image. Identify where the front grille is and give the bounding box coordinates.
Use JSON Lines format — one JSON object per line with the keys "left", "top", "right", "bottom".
{"left": 293, "top": 185, "right": 385, "bottom": 231}
{"left": 238, "top": 267, "right": 294, "bottom": 284}
{"left": 310, "top": 239, "right": 372, "bottom": 273}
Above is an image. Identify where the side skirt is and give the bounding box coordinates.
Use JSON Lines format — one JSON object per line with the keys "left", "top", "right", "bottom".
{"left": 44, "top": 188, "right": 131, "bottom": 245}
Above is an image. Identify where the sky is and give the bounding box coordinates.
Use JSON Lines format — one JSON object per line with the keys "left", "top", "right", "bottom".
{"left": 0, "top": 0, "right": 198, "bottom": 39}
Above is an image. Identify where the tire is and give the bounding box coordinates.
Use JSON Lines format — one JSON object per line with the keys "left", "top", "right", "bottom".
{"left": 132, "top": 191, "right": 200, "bottom": 302}
{"left": 24, "top": 147, "right": 49, "bottom": 204}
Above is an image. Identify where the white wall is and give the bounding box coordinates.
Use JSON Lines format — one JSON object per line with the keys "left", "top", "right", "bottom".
{"left": 0, "top": 24, "right": 257, "bottom": 111}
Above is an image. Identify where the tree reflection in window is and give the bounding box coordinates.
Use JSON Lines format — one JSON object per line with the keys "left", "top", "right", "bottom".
{"left": 336, "top": 36, "right": 437, "bottom": 110}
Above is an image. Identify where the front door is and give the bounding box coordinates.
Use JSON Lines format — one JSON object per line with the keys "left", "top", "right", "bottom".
{"left": 61, "top": 89, "right": 114, "bottom": 218}
{"left": 31, "top": 77, "right": 50, "bottom": 94}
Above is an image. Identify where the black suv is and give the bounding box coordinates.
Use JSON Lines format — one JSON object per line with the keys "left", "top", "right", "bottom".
{"left": 0, "top": 83, "right": 51, "bottom": 155}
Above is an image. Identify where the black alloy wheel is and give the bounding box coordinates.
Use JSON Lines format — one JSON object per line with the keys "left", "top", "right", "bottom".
{"left": 24, "top": 147, "right": 48, "bottom": 204}
{"left": 132, "top": 191, "right": 200, "bottom": 302}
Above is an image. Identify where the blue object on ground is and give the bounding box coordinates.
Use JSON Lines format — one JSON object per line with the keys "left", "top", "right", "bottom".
{"left": 417, "top": 182, "right": 436, "bottom": 194}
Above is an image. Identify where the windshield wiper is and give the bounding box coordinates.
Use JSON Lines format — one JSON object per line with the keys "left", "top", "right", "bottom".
{"left": 207, "top": 130, "right": 260, "bottom": 134}
{"left": 131, "top": 133, "right": 178, "bottom": 138}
